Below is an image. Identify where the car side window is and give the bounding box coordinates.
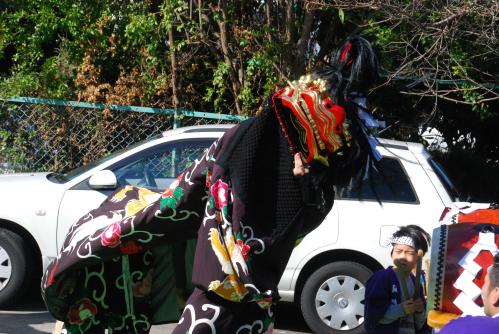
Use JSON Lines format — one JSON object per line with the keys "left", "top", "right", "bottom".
{"left": 112, "top": 140, "right": 212, "bottom": 191}
{"left": 335, "top": 157, "right": 418, "bottom": 203}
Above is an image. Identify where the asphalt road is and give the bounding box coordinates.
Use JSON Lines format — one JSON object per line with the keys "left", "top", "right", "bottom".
{"left": 0, "top": 291, "right": 312, "bottom": 334}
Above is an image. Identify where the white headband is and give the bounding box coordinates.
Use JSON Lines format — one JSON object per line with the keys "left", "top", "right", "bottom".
{"left": 391, "top": 236, "right": 415, "bottom": 248}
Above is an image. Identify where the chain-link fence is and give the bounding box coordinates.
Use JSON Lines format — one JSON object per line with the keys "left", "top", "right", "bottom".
{"left": 0, "top": 97, "right": 245, "bottom": 174}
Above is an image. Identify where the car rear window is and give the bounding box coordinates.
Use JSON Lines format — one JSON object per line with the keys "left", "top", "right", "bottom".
{"left": 335, "top": 157, "right": 418, "bottom": 203}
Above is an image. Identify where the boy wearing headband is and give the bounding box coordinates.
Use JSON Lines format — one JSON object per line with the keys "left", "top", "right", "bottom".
{"left": 364, "top": 225, "right": 431, "bottom": 334}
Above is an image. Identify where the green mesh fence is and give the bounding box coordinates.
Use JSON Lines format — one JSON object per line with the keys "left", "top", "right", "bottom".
{"left": 0, "top": 97, "right": 245, "bottom": 173}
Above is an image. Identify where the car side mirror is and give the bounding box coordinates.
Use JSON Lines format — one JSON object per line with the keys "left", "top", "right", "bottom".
{"left": 88, "top": 170, "right": 118, "bottom": 189}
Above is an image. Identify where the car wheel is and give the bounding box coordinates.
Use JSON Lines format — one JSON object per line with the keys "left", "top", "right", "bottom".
{"left": 300, "top": 261, "right": 372, "bottom": 334}
{"left": 0, "top": 229, "right": 32, "bottom": 307}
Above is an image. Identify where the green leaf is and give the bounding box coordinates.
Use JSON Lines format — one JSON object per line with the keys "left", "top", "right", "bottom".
{"left": 160, "top": 197, "right": 177, "bottom": 210}
{"left": 173, "top": 187, "right": 183, "bottom": 200}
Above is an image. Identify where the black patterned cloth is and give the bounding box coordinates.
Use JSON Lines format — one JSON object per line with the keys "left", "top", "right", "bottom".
{"left": 42, "top": 102, "right": 345, "bottom": 333}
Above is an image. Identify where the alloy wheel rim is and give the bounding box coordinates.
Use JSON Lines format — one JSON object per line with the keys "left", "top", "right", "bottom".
{"left": 314, "top": 275, "right": 365, "bottom": 330}
{"left": 0, "top": 246, "right": 12, "bottom": 291}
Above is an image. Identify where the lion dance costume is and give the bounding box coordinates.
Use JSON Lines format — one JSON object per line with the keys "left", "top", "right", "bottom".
{"left": 41, "top": 35, "right": 381, "bottom": 333}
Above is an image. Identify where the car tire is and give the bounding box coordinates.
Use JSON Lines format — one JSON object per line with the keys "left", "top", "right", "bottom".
{"left": 0, "top": 229, "right": 32, "bottom": 307}
{"left": 300, "top": 261, "right": 373, "bottom": 334}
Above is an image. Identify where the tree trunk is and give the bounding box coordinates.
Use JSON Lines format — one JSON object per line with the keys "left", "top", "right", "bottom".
{"left": 284, "top": 0, "right": 295, "bottom": 76}
{"left": 198, "top": 0, "right": 203, "bottom": 36}
{"left": 265, "top": 0, "right": 273, "bottom": 42}
{"left": 168, "top": 28, "right": 180, "bottom": 127}
{"left": 214, "top": 0, "right": 242, "bottom": 114}
{"left": 292, "top": 9, "right": 316, "bottom": 78}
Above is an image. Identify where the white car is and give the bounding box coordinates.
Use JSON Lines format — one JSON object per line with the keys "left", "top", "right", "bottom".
{"left": 0, "top": 125, "right": 459, "bottom": 333}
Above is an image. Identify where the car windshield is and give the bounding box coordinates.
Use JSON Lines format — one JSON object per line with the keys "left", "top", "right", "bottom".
{"left": 429, "top": 159, "right": 462, "bottom": 202}
{"left": 47, "top": 134, "right": 162, "bottom": 183}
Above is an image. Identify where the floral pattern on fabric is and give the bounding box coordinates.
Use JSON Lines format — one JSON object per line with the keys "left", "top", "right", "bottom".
{"left": 67, "top": 298, "right": 98, "bottom": 324}
{"left": 58, "top": 253, "right": 154, "bottom": 333}
{"left": 175, "top": 288, "right": 275, "bottom": 334}
{"left": 110, "top": 185, "right": 135, "bottom": 203}
{"left": 125, "top": 187, "right": 161, "bottom": 217}
{"left": 120, "top": 241, "right": 143, "bottom": 255}
{"left": 235, "top": 314, "right": 274, "bottom": 334}
{"left": 133, "top": 269, "right": 153, "bottom": 298}
{"left": 101, "top": 222, "right": 121, "bottom": 248}
{"left": 253, "top": 294, "right": 273, "bottom": 310}
{"left": 209, "top": 274, "right": 248, "bottom": 302}
{"left": 42, "top": 140, "right": 221, "bottom": 329}
{"left": 208, "top": 226, "right": 248, "bottom": 277}
{"left": 236, "top": 239, "right": 251, "bottom": 261}
{"left": 210, "top": 179, "right": 229, "bottom": 211}
{"left": 160, "top": 173, "right": 184, "bottom": 210}
{"left": 203, "top": 190, "right": 280, "bottom": 307}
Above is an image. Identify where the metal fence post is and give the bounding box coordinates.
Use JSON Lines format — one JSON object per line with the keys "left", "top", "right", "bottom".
{"left": 173, "top": 108, "right": 180, "bottom": 129}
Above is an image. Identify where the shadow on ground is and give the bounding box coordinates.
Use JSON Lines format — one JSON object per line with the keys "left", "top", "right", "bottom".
{"left": 0, "top": 287, "right": 312, "bottom": 334}
{"left": 275, "top": 302, "right": 312, "bottom": 333}
{"left": 0, "top": 287, "right": 52, "bottom": 334}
